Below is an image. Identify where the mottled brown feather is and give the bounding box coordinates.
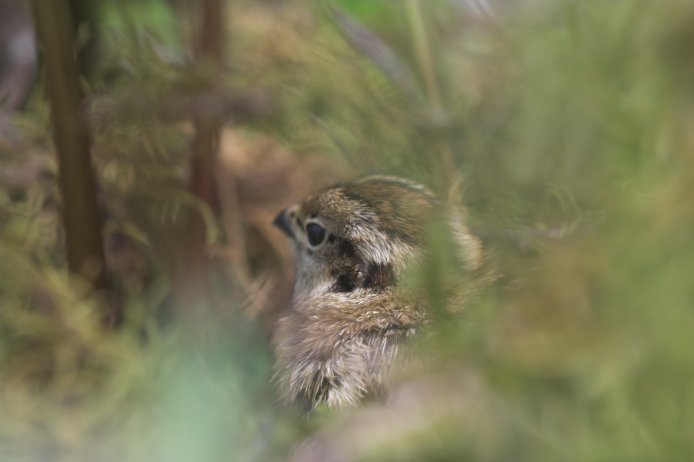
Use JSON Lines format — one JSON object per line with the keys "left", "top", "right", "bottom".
{"left": 272, "top": 175, "right": 481, "bottom": 410}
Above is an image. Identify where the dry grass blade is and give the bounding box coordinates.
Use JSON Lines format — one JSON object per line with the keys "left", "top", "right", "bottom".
{"left": 330, "top": 6, "right": 420, "bottom": 100}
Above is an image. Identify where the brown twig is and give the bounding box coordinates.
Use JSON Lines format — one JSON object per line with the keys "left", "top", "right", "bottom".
{"left": 31, "top": 0, "right": 110, "bottom": 302}
{"left": 177, "top": 0, "right": 227, "bottom": 308}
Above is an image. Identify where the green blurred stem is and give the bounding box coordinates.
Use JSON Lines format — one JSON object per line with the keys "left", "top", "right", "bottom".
{"left": 405, "top": 0, "right": 455, "bottom": 183}
{"left": 31, "top": 0, "right": 108, "bottom": 293}
{"left": 406, "top": 0, "right": 442, "bottom": 109}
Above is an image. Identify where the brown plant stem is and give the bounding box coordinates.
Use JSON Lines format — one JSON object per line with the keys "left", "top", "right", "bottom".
{"left": 177, "top": 0, "right": 226, "bottom": 307}
{"left": 31, "top": 0, "right": 109, "bottom": 296}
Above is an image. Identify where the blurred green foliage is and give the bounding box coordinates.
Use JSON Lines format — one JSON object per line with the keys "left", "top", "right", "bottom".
{"left": 1, "top": 0, "right": 693, "bottom": 461}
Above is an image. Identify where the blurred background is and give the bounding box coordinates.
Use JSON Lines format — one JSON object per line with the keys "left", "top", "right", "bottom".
{"left": 1, "top": 0, "right": 693, "bottom": 461}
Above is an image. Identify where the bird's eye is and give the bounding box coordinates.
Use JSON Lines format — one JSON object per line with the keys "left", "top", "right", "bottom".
{"left": 306, "top": 223, "right": 326, "bottom": 247}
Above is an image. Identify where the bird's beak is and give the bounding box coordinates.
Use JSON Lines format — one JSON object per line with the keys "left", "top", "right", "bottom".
{"left": 273, "top": 208, "right": 295, "bottom": 239}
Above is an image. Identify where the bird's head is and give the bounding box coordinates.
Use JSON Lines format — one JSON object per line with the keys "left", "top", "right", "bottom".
{"left": 274, "top": 175, "right": 438, "bottom": 299}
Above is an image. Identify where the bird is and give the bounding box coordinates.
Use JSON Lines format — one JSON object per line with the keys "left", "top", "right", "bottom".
{"left": 272, "top": 175, "right": 483, "bottom": 410}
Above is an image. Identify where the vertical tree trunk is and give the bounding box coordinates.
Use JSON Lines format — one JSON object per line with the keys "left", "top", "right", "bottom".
{"left": 196, "top": 0, "right": 224, "bottom": 64}
{"left": 178, "top": 0, "right": 226, "bottom": 306}
{"left": 31, "top": 0, "right": 108, "bottom": 294}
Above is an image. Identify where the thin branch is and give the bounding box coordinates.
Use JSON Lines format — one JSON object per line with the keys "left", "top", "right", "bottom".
{"left": 177, "top": 0, "right": 227, "bottom": 306}
{"left": 31, "top": 0, "right": 109, "bottom": 297}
